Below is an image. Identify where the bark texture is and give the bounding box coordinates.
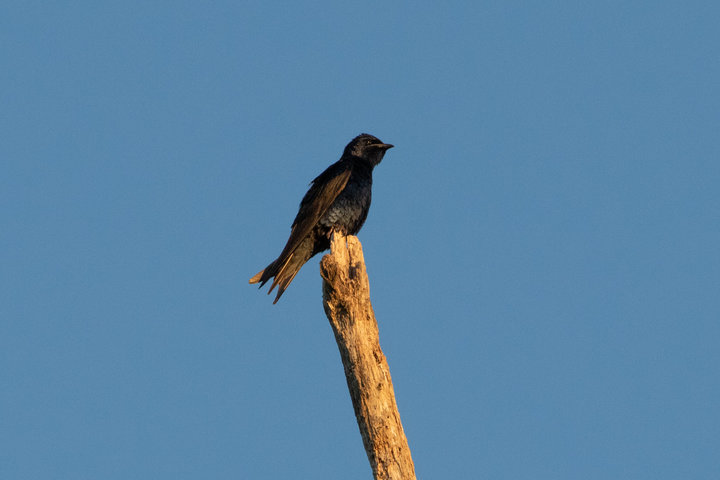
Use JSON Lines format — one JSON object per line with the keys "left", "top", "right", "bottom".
{"left": 320, "top": 234, "right": 416, "bottom": 480}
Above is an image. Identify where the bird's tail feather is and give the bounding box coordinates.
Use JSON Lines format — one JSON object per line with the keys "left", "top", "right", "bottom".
{"left": 249, "top": 269, "right": 265, "bottom": 284}
{"left": 267, "top": 253, "right": 302, "bottom": 304}
{"left": 249, "top": 238, "right": 314, "bottom": 303}
{"left": 249, "top": 259, "right": 275, "bottom": 287}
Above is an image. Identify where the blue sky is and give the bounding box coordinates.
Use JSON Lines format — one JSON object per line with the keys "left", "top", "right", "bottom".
{"left": 2, "top": 1, "right": 719, "bottom": 478}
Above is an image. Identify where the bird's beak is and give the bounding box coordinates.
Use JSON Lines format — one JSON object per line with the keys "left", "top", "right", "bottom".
{"left": 375, "top": 143, "right": 394, "bottom": 150}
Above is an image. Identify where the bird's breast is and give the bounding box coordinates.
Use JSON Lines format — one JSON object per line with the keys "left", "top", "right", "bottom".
{"left": 319, "top": 179, "right": 372, "bottom": 234}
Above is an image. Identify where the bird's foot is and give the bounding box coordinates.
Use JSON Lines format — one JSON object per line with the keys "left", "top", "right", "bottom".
{"left": 329, "top": 231, "right": 348, "bottom": 254}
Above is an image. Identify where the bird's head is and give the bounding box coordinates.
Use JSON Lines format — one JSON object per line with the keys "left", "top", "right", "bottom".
{"left": 344, "top": 133, "right": 394, "bottom": 166}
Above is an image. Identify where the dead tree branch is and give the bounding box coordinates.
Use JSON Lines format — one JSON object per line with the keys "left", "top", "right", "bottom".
{"left": 320, "top": 234, "right": 416, "bottom": 480}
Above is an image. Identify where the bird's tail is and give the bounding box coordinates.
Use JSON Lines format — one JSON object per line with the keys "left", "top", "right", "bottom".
{"left": 249, "top": 239, "right": 314, "bottom": 304}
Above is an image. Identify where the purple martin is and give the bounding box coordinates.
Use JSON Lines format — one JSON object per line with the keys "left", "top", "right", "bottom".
{"left": 250, "top": 133, "right": 393, "bottom": 303}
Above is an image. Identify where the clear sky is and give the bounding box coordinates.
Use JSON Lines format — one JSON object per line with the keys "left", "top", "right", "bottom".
{"left": 2, "top": 1, "right": 719, "bottom": 479}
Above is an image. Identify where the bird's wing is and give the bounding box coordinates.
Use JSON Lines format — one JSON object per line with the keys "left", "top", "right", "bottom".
{"left": 277, "top": 163, "right": 352, "bottom": 260}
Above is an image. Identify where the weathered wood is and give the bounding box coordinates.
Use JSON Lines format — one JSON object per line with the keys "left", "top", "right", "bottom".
{"left": 320, "top": 234, "right": 416, "bottom": 480}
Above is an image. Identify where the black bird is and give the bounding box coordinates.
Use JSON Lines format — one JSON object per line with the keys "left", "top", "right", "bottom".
{"left": 250, "top": 133, "right": 393, "bottom": 303}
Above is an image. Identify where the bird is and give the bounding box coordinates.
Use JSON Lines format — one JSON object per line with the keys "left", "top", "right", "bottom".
{"left": 250, "top": 133, "right": 393, "bottom": 303}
